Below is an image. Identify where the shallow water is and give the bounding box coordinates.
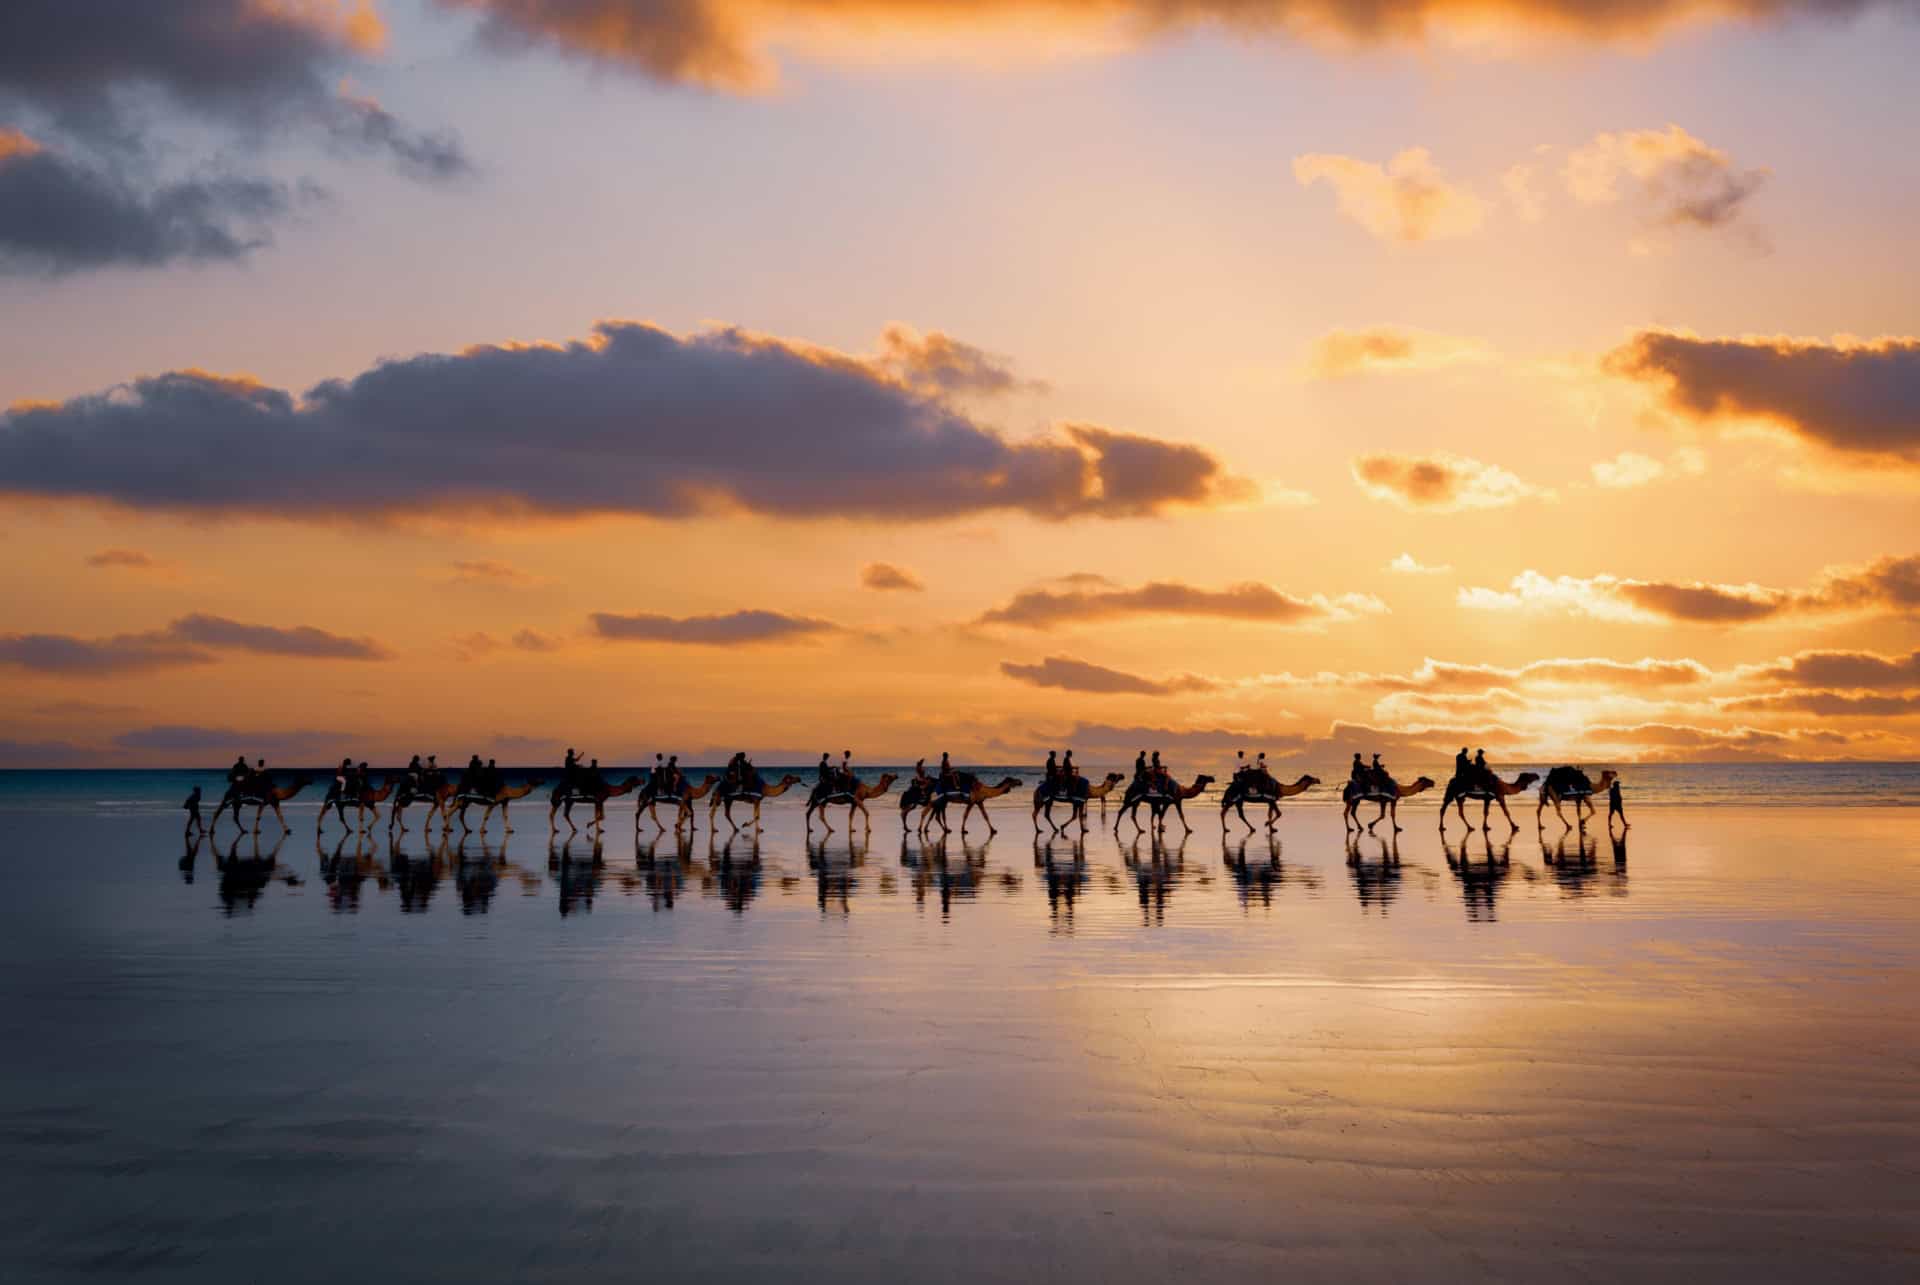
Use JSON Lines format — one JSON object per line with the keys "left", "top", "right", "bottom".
{"left": 2, "top": 793, "right": 1917, "bottom": 1282}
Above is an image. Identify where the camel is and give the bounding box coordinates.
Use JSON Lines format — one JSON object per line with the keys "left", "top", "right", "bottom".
{"left": 1219, "top": 773, "right": 1319, "bottom": 833}
{"left": 1115, "top": 774, "right": 1214, "bottom": 836}
{"left": 319, "top": 777, "right": 395, "bottom": 835}
{"left": 806, "top": 773, "right": 896, "bottom": 835}
{"left": 549, "top": 775, "right": 643, "bottom": 835}
{"left": 210, "top": 775, "right": 312, "bottom": 835}
{"left": 1341, "top": 776, "right": 1435, "bottom": 834}
{"left": 637, "top": 773, "right": 718, "bottom": 833}
{"left": 923, "top": 775, "right": 1023, "bottom": 837}
{"left": 389, "top": 777, "right": 458, "bottom": 835}
{"left": 1034, "top": 772, "right": 1123, "bottom": 836}
{"left": 1440, "top": 771, "right": 1540, "bottom": 834}
{"left": 898, "top": 778, "right": 936, "bottom": 832}
{"left": 456, "top": 778, "right": 544, "bottom": 835}
{"left": 710, "top": 772, "right": 805, "bottom": 831}
{"left": 1537, "top": 768, "right": 1618, "bottom": 829}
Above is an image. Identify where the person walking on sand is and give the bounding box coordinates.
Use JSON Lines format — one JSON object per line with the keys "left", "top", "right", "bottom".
{"left": 183, "top": 785, "right": 203, "bottom": 838}
{"left": 1608, "top": 775, "right": 1629, "bottom": 831}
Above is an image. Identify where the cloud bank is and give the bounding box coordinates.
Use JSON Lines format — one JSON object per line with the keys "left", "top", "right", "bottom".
{"left": 979, "top": 579, "right": 1386, "bottom": 629}
{"left": 0, "top": 320, "right": 1246, "bottom": 523}
{"left": 1352, "top": 452, "right": 1539, "bottom": 511}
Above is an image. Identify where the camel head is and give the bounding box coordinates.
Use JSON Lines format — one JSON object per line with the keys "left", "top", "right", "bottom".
{"left": 870, "top": 773, "right": 898, "bottom": 792}
{"left": 994, "top": 777, "right": 1024, "bottom": 792}
{"left": 1297, "top": 774, "right": 1321, "bottom": 788}
{"left": 1595, "top": 769, "right": 1619, "bottom": 790}
{"left": 1103, "top": 772, "right": 1125, "bottom": 787}
{"left": 1514, "top": 771, "right": 1541, "bottom": 790}
{"left": 1193, "top": 774, "right": 1216, "bottom": 790}
{"left": 1408, "top": 776, "right": 1436, "bottom": 795}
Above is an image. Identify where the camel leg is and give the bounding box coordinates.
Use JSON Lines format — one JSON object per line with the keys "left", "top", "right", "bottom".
{"left": 1173, "top": 800, "right": 1191, "bottom": 835}
{"left": 272, "top": 802, "right": 290, "bottom": 833}
{"left": 501, "top": 801, "right": 513, "bottom": 833}
{"left": 1266, "top": 803, "right": 1278, "bottom": 832}
{"left": 1553, "top": 798, "right": 1571, "bottom": 829}
{"left": 1391, "top": 799, "right": 1403, "bottom": 832}
{"left": 1480, "top": 799, "right": 1492, "bottom": 832}
{"left": 1496, "top": 796, "right": 1517, "bottom": 830}
{"left": 1077, "top": 803, "right": 1088, "bottom": 835}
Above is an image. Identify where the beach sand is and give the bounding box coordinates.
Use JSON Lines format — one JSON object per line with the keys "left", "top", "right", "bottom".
{"left": 2, "top": 798, "right": 1915, "bottom": 1281}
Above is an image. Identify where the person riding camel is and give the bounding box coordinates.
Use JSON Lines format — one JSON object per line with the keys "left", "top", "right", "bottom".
{"left": 937, "top": 752, "right": 957, "bottom": 794}
{"left": 1349, "top": 753, "right": 1368, "bottom": 792}
{"left": 1455, "top": 747, "right": 1472, "bottom": 788}
{"left": 1062, "top": 750, "right": 1077, "bottom": 786}
{"left": 563, "top": 748, "right": 580, "bottom": 792}
{"left": 839, "top": 751, "right": 855, "bottom": 792}
{"left": 1370, "top": 754, "right": 1392, "bottom": 794}
{"left": 1232, "top": 750, "right": 1248, "bottom": 785}
{"left": 467, "top": 754, "right": 485, "bottom": 794}
{"left": 1150, "top": 751, "right": 1167, "bottom": 793}
{"left": 1472, "top": 749, "right": 1492, "bottom": 790}
{"left": 1133, "top": 751, "right": 1149, "bottom": 789}
{"left": 913, "top": 758, "right": 931, "bottom": 789}
{"left": 663, "top": 755, "right": 680, "bottom": 795}
{"left": 229, "top": 755, "right": 252, "bottom": 788}
{"left": 817, "top": 753, "right": 833, "bottom": 793}
{"left": 406, "top": 755, "right": 424, "bottom": 789}
{"left": 424, "top": 755, "right": 440, "bottom": 789}
{"left": 1042, "top": 751, "right": 1057, "bottom": 792}
{"left": 1253, "top": 752, "right": 1270, "bottom": 787}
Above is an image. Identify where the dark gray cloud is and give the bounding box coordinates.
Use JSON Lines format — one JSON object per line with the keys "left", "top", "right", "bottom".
{"left": 1000, "top": 656, "right": 1221, "bottom": 696}
{"left": 0, "top": 321, "right": 1243, "bottom": 522}
{"left": 591, "top": 608, "right": 838, "bottom": 645}
{"left": 0, "top": 614, "right": 389, "bottom": 674}
{"left": 0, "top": 1, "right": 379, "bottom": 126}
{"left": 437, "top": 1, "right": 1887, "bottom": 91}
{"left": 979, "top": 578, "right": 1382, "bottom": 630}
{"left": 0, "top": 3, "right": 466, "bottom": 276}
{"left": 1607, "top": 331, "right": 1920, "bottom": 464}
{"left": 0, "top": 135, "right": 288, "bottom": 274}
{"left": 1755, "top": 649, "right": 1920, "bottom": 690}
{"left": 861, "top": 562, "right": 924, "bottom": 592}
{"left": 0, "top": 632, "right": 213, "bottom": 676}
{"left": 166, "top": 614, "right": 388, "bottom": 659}
{"left": 326, "top": 92, "right": 474, "bottom": 181}
{"left": 113, "top": 724, "right": 353, "bottom": 754}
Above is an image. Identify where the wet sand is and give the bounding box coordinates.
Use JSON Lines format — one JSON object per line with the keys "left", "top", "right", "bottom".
{"left": 2, "top": 800, "right": 1916, "bottom": 1281}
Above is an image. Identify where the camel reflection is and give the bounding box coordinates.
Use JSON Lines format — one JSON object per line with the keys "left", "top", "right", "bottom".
{"left": 319, "top": 829, "right": 391, "bottom": 913}
{"left": 1346, "top": 831, "right": 1402, "bottom": 914}
{"left": 701, "top": 831, "right": 761, "bottom": 913}
{"left": 1033, "top": 834, "right": 1088, "bottom": 930}
{"left": 808, "top": 834, "right": 864, "bottom": 914}
{"left": 1443, "top": 831, "right": 1512, "bottom": 922}
{"left": 1224, "top": 834, "right": 1316, "bottom": 911}
{"left": 549, "top": 835, "right": 606, "bottom": 915}
{"left": 193, "top": 831, "right": 296, "bottom": 915}
{"left": 1542, "top": 829, "right": 1628, "bottom": 898}
{"left": 387, "top": 839, "right": 444, "bottom": 913}
{"left": 1123, "top": 832, "right": 1186, "bottom": 926}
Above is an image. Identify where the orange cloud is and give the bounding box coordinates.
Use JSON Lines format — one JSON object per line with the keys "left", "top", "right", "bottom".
{"left": 1459, "top": 554, "right": 1920, "bottom": 624}
{"left": 1294, "top": 148, "right": 1485, "bottom": 243}
{"left": 1352, "top": 452, "right": 1540, "bottom": 511}
{"left": 1304, "top": 327, "right": 1492, "bottom": 380}
{"left": 438, "top": 2, "right": 1886, "bottom": 91}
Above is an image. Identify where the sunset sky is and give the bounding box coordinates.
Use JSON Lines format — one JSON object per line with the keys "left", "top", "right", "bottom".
{"left": 2, "top": 0, "right": 1917, "bottom": 767}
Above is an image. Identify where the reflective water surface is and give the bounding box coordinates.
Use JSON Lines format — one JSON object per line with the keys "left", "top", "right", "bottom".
{"left": 3, "top": 798, "right": 1917, "bottom": 1281}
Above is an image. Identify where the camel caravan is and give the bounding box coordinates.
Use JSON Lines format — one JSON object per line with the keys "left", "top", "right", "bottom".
{"left": 200, "top": 743, "right": 1626, "bottom": 841}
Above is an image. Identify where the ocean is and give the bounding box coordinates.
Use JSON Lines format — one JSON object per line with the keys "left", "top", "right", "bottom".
{"left": 1, "top": 769, "right": 1915, "bottom": 1280}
